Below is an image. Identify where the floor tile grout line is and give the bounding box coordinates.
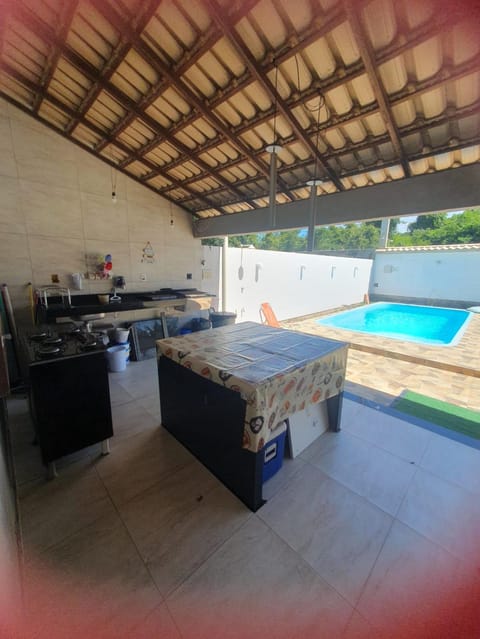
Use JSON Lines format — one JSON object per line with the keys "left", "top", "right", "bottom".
{"left": 92, "top": 462, "right": 165, "bottom": 604}
{"left": 258, "top": 459, "right": 397, "bottom": 610}
{"left": 99, "top": 457, "right": 217, "bottom": 512}
{"left": 304, "top": 448, "right": 417, "bottom": 520}
{"left": 351, "top": 515, "right": 397, "bottom": 615}
{"left": 163, "top": 510, "right": 256, "bottom": 603}
{"left": 256, "top": 511, "right": 360, "bottom": 619}
{"left": 94, "top": 456, "right": 253, "bottom": 606}
{"left": 406, "top": 458, "right": 480, "bottom": 500}
{"left": 317, "top": 422, "right": 426, "bottom": 468}
{"left": 19, "top": 461, "right": 119, "bottom": 562}
{"left": 390, "top": 515, "right": 472, "bottom": 572}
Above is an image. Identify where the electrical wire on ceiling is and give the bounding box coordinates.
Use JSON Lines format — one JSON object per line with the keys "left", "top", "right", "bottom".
{"left": 294, "top": 53, "right": 329, "bottom": 184}
{"left": 267, "top": 59, "right": 282, "bottom": 228}
{"left": 272, "top": 62, "right": 279, "bottom": 145}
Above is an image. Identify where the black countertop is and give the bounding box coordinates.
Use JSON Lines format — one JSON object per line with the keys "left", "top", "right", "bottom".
{"left": 37, "top": 288, "right": 214, "bottom": 322}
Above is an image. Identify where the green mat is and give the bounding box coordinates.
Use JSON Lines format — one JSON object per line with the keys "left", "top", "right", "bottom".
{"left": 393, "top": 391, "right": 480, "bottom": 440}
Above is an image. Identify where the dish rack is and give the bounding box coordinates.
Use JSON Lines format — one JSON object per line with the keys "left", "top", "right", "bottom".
{"left": 37, "top": 286, "right": 72, "bottom": 309}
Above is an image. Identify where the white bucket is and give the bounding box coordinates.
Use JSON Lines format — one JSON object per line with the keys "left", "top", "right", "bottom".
{"left": 106, "top": 345, "right": 127, "bottom": 372}
{"left": 114, "top": 327, "right": 130, "bottom": 343}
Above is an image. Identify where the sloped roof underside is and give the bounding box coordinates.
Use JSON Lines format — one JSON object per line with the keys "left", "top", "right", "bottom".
{"left": 1, "top": 0, "right": 479, "bottom": 220}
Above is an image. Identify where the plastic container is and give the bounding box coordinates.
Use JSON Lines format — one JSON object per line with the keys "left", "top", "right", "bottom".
{"left": 190, "top": 317, "right": 211, "bottom": 332}
{"left": 262, "top": 429, "right": 287, "bottom": 483}
{"left": 210, "top": 311, "right": 237, "bottom": 328}
{"left": 114, "top": 327, "right": 130, "bottom": 343}
{"left": 106, "top": 345, "right": 127, "bottom": 372}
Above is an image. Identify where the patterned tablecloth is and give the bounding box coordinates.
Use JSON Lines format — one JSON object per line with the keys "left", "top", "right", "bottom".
{"left": 156, "top": 321, "right": 348, "bottom": 453}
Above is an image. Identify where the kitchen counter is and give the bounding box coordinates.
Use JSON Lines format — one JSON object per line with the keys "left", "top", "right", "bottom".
{"left": 37, "top": 288, "right": 214, "bottom": 323}
{"left": 157, "top": 322, "right": 348, "bottom": 511}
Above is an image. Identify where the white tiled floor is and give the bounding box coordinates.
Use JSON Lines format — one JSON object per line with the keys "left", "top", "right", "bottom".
{"left": 8, "top": 358, "right": 480, "bottom": 638}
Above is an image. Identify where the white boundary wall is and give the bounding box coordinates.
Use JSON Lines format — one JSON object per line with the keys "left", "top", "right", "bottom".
{"left": 201, "top": 246, "right": 372, "bottom": 321}
{"left": 371, "top": 248, "right": 480, "bottom": 305}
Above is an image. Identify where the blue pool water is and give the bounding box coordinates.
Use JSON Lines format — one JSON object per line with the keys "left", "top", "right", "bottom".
{"left": 317, "top": 303, "right": 472, "bottom": 346}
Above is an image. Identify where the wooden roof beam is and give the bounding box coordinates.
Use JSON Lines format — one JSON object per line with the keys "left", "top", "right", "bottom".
{"left": 111, "top": 2, "right": 462, "bottom": 182}
{"left": 10, "top": 1, "right": 255, "bottom": 210}
{"left": 88, "top": 0, "right": 295, "bottom": 199}
{"left": 95, "top": 0, "right": 262, "bottom": 153}
{"left": 32, "top": 0, "right": 79, "bottom": 114}
{"left": 203, "top": 0, "right": 344, "bottom": 191}
{"left": 344, "top": 0, "right": 411, "bottom": 177}
{"left": 65, "top": 0, "right": 163, "bottom": 134}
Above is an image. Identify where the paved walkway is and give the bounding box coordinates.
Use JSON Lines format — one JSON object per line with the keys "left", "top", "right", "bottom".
{"left": 281, "top": 307, "right": 480, "bottom": 411}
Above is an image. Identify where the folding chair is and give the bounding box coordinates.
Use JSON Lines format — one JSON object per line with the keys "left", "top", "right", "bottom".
{"left": 259, "top": 302, "right": 281, "bottom": 327}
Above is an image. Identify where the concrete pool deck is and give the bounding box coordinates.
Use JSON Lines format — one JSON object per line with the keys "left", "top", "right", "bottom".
{"left": 281, "top": 306, "right": 480, "bottom": 412}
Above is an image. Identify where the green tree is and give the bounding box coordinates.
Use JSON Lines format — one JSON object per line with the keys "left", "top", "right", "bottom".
{"left": 201, "top": 238, "right": 224, "bottom": 246}
{"left": 407, "top": 213, "right": 447, "bottom": 231}
{"left": 390, "top": 209, "right": 480, "bottom": 246}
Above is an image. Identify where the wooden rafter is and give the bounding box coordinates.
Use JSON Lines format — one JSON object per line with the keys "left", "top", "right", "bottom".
{"left": 88, "top": 0, "right": 296, "bottom": 200}
{"left": 343, "top": 0, "right": 411, "bottom": 177}
{"left": 7, "top": 1, "right": 261, "bottom": 211}
{"left": 118, "top": 2, "right": 467, "bottom": 188}
{"left": 203, "top": 0, "right": 344, "bottom": 191}
{"left": 64, "top": 0, "right": 163, "bottom": 134}
{"left": 33, "top": 0, "right": 79, "bottom": 114}
{"left": 0, "top": 0, "right": 478, "bottom": 217}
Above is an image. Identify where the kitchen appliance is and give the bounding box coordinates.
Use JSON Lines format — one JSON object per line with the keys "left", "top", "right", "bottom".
{"left": 23, "top": 328, "right": 106, "bottom": 363}
{"left": 22, "top": 326, "right": 113, "bottom": 476}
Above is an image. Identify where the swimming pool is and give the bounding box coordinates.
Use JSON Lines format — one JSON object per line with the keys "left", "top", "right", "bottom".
{"left": 316, "top": 302, "right": 472, "bottom": 346}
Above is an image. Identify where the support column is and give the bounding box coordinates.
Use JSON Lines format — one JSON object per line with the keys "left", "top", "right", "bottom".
{"left": 379, "top": 218, "right": 391, "bottom": 248}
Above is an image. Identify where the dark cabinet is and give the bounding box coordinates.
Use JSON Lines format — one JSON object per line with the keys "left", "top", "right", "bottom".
{"left": 29, "top": 351, "right": 113, "bottom": 468}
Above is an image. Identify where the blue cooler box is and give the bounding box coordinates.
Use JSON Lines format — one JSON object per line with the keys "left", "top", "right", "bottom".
{"left": 262, "top": 428, "right": 287, "bottom": 483}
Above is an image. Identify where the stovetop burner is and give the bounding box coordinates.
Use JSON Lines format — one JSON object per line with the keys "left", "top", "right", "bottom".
{"left": 24, "top": 327, "right": 107, "bottom": 364}
{"left": 43, "top": 336, "right": 64, "bottom": 346}
{"left": 30, "top": 332, "right": 48, "bottom": 342}
{"left": 36, "top": 345, "right": 63, "bottom": 359}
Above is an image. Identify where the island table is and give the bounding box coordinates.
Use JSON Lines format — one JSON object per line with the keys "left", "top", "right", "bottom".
{"left": 157, "top": 321, "right": 348, "bottom": 511}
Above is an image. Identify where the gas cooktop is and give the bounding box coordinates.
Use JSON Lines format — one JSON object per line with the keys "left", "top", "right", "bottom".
{"left": 24, "top": 328, "right": 108, "bottom": 365}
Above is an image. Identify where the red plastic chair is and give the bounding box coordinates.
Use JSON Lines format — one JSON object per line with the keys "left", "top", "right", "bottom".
{"left": 260, "top": 302, "right": 281, "bottom": 327}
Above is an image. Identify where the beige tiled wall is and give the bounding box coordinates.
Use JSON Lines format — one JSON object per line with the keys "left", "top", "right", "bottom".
{"left": 0, "top": 99, "right": 203, "bottom": 325}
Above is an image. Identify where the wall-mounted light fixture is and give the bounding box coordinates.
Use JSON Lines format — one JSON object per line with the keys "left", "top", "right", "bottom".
{"left": 300, "top": 265, "right": 307, "bottom": 280}
{"left": 255, "top": 263, "right": 263, "bottom": 282}
{"left": 331, "top": 266, "right": 336, "bottom": 279}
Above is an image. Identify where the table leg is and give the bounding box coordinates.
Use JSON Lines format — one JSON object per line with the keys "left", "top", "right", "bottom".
{"left": 46, "top": 461, "right": 57, "bottom": 480}
{"left": 101, "top": 439, "right": 110, "bottom": 455}
{"left": 327, "top": 391, "right": 344, "bottom": 432}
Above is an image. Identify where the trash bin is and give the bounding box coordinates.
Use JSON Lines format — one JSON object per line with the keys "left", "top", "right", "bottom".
{"left": 106, "top": 345, "right": 127, "bottom": 372}
{"left": 210, "top": 311, "right": 237, "bottom": 328}
{"left": 190, "top": 317, "right": 212, "bottom": 332}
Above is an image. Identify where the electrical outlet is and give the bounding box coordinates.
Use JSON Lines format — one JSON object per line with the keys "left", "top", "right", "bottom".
{"left": 139, "top": 273, "right": 147, "bottom": 281}
{"left": 186, "top": 273, "right": 192, "bottom": 280}
{"left": 51, "top": 274, "right": 59, "bottom": 283}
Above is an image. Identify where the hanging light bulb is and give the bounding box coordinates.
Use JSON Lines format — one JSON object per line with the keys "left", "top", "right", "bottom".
{"left": 169, "top": 201, "right": 174, "bottom": 228}
{"left": 305, "top": 89, "right": 326, "bottom": 252}
{"left": 111, "top": 190, "right": 117, "bottom": 204}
